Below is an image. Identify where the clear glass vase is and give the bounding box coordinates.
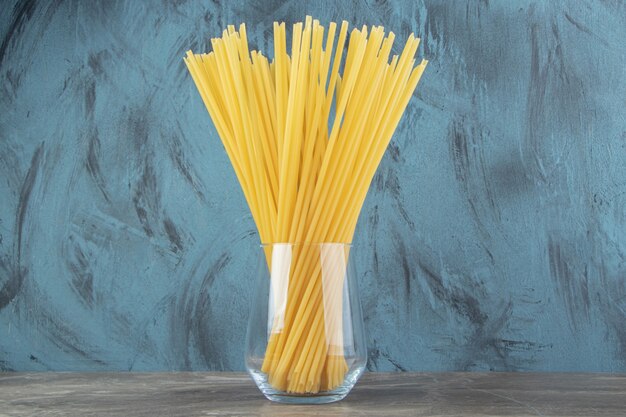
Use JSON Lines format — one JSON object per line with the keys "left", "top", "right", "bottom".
{"left": 245, "top": 243, "right": 367, "bottom": 404}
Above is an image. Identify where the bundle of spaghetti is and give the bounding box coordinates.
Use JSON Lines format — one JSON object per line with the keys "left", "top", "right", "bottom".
{"left": 184, "top": 16, "right": 426, "bottom": 394}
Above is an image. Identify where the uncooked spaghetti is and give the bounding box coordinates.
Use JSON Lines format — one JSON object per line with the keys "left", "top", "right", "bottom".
{"left": 184, "top": 16, "right": 426, "bottom": 394}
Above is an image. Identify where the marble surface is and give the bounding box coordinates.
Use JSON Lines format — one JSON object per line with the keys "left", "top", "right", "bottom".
{"left": 1, "top": 372, "right": 625, "bottom": 416}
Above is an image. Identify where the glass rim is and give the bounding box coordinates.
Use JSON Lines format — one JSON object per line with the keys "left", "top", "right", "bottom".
{"left": 260, "top": 242, "right": 353, "bottom": 248}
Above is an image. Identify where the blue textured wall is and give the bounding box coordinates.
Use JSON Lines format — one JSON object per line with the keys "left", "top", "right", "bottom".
{"left": 1, "top": 0, "right": 625, "bottom": 372}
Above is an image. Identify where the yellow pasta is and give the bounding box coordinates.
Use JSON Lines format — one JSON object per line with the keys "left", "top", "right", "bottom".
{"left": 184, "top": 16, "right": 426, "bottom": 394}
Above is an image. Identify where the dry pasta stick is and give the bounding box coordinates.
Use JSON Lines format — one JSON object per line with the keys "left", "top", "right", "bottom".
{"left": 184, "top": 16, "right": 426, "bottom": 394}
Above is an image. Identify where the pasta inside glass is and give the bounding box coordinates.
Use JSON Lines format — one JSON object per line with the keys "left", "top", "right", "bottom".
{"left": 184, "top": 15, "right": 426, "bottom": 401}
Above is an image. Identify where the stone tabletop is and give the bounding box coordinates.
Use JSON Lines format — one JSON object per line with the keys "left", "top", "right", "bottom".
{"left": 0, "top": 372, "right": 624, "bottom": 416}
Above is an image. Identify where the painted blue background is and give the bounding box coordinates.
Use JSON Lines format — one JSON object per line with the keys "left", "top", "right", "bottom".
{"left": 1, "top": 0, "right": 625, "bottom": 372}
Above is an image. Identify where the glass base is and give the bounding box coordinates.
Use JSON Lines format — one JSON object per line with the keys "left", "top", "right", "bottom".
{"left": 248, "top": 367, "right": 363, "bottom": 404}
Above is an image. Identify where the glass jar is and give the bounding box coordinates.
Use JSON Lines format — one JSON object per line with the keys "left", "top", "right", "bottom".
{"left": 245, "top": 243, "right": 367, "bottom": 404}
